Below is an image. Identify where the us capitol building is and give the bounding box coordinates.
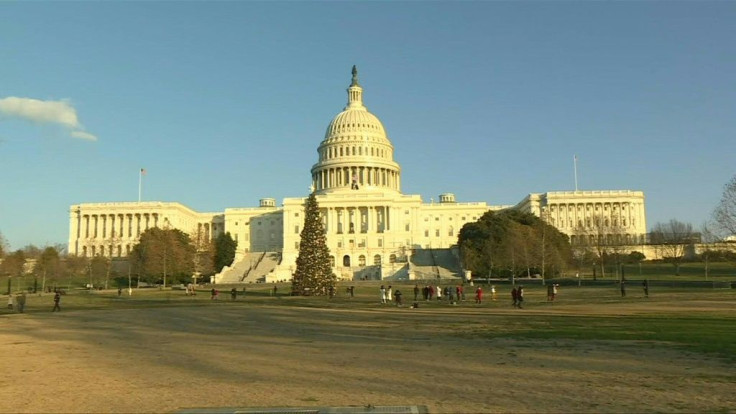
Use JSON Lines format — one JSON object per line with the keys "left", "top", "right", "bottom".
{"left": 68, "top": 67, "right": 647, "bottom": 282}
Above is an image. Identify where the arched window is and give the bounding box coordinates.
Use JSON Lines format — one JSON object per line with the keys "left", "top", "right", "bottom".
{"left": 358, "top": 255, "right": 366, "bottom": 267}
{"left": 329, "top": 255, "right": 335, "bottom": 267}
{"left": 343, "top": 255, "right": 351, "bottom": 267}
{"left": 389, "top": 254, "right": 397, "bottom": 263}
{"left": 373, "top": 254, "right": 381, "bottom": 265}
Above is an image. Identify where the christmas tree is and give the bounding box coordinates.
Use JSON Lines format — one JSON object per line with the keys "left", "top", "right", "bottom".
{"left": 292, "top": 192, "right": 336, "bottom": 295}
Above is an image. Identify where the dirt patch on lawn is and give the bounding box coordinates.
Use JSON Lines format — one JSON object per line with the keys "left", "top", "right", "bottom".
{"left": 0, "top": 304, "right": 734, "bottom": 413}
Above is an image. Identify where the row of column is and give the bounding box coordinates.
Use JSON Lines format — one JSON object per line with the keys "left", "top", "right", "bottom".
{"left": 314, "top": 166, "right": 400, "bottom": 191}
{"left": 77, "top": 212, "right": 159, "bottom": 240}
{"left": 546, "top": 202, "right": 644, "bottom": 230}
{"left": 322, "top": 144, "right": 387, "bottom": 161}
{"left": 321, "top": 205, "right": 394, "bottom": 235}
{"left": 81, "top": 243, "right": 131, "bottom": 258}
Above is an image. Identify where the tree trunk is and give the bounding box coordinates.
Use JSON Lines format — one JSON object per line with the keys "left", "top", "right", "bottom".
{"left": 105, "top": 264, "right": 110, "bottom": 290}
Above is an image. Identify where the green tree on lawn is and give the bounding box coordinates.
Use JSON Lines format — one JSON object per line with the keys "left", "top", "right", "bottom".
{"left": 292, "top": 192, "right": 336, "bottom": 295}
{"left": 213, "top": 232, "right": 238, "bottom": 273}
{"left": 130, "top": 227, "right": 195, "bottom": 287}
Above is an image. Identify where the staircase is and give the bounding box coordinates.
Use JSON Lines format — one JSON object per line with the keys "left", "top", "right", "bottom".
{"left": 410, "top": 248, "right": 461, "bottom": 280}
{"left": 241, "top": 251, "right": 280, "bottom": 283}
{"left": 212, "top": 252, "right": 281, "bottom": 284}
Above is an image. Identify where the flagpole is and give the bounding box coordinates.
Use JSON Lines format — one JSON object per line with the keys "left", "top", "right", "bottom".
{"left": 574, "top": 155, "right": 579, "bottom": 192}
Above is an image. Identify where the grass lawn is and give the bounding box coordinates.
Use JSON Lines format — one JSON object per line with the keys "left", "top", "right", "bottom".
{"left": 6, "top": 279, "right": 735, "bottom": 359}
{"left": 2, "top": 279, "right": 735, "bottom": 413}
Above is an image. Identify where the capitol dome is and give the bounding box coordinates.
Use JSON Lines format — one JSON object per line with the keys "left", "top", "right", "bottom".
{"left": 311, "top": 66, "right": 402, "bottom": 194}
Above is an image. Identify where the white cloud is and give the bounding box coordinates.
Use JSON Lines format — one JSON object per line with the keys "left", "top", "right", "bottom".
{"left": 0, "top": 96, "right": 97, "bottom": 141}
{"left": 70, "top": 130, "right": 98, "bottom": 141}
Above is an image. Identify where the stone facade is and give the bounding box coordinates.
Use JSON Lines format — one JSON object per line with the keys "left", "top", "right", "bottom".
{"left": 516, "top": 190, "right": 647, "bottom": 246}
{"left": 67, "top": 67, "right": 648, "bottom": 281}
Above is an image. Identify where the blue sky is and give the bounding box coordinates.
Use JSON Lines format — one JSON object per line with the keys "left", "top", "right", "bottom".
{"left": 1, "top": 1, "right": 734, "bottom": 251}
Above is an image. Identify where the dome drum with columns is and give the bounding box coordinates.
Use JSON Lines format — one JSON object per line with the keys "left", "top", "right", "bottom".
{"left": 67, "top": 66, "right": 647, "bottom": 283}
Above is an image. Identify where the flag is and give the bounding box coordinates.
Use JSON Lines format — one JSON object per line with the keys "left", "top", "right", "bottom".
{"left": 140, "top": 168, "right": 146, "bottom": 175}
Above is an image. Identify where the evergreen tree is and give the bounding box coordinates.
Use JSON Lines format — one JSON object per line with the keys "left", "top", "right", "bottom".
{"left": 292, "top": 193, "right": 336, "bottom": 295}
{"left": 458, "top": 210, "right": 572, "bottom": 278}
{"left": 213, "top": 232, "right": 238, "bottom": 273}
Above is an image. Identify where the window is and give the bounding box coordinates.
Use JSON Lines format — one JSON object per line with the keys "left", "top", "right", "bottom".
{"left": 389, "top": 254, "right": 397, "bottom": 263}
{"left": 295, "top": 242, "right": 299, "bottom": 249}
{"left": 378, "top": 239, "right": 383, "bottom": 247}
{"left": 329, "top": 256, "right": 335, "bottom": 267}
{"left": 374, "top": 254, "right": 381, "bottom": 265}
{"left": 358, "top": 255, "right": 366, "bottom": 267}
{"left": 435, "top": 229, "right": 440, "bottom": 237}
{"left": 424, "top": 230, "right": 429, "bottom": 237}
{"left": 343, "top": 255, "right": 351, "bottom": 267}
{"left": 295, "top": 225, "right": 299, "bottom": 234}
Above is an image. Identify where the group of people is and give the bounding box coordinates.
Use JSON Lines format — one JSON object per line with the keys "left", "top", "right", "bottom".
{"left": 386, "top": 284, "right": 501, "bottom": 306}
{"left": 412, "top": 284, "right": 470, "bottom": 303}
{"left": 6, "top": 290, "right": 62, "bottom": 313}
{"left": 379, "top": 285, "right": 405, "bottom": 306}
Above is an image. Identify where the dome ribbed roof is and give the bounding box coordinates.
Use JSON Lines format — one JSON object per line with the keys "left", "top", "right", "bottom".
{"left": 321, "top": 65, "right": 391, "bottom": 145}
{"left": 324, "top": 109, "right": 387, "bottom": 139}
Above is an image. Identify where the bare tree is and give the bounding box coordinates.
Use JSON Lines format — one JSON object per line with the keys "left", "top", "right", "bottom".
{"left": 574, "top": 214, "right": 629, "bottom": 279}
{"left": 700, "top": 221, "right": 720, "bottom": 280}
{"left": 63, "top": 255, "right": 89, "bottom": 290}
{"left": 34, "top": 246, "right": 61, "bottom": 293}
{"left": 714, "top": 175, "right": 736, "bottom": 238}
{"left": 0, "top": 250, "right": 26, "bottom": 294}
{"left": 650, "top": 219, "right": 695, "bottom": 275}
{"left": 0, "top": 231, "right": 8, "bottom": 258}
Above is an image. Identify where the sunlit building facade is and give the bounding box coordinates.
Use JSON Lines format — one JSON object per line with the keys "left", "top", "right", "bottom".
{"left": 68, "top": 67, "right": 647, "bottom": 281}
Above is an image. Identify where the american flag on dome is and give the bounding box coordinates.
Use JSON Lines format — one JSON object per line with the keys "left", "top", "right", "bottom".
{"left": 140, "top": 168, "right": 146, "bottom": 175}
